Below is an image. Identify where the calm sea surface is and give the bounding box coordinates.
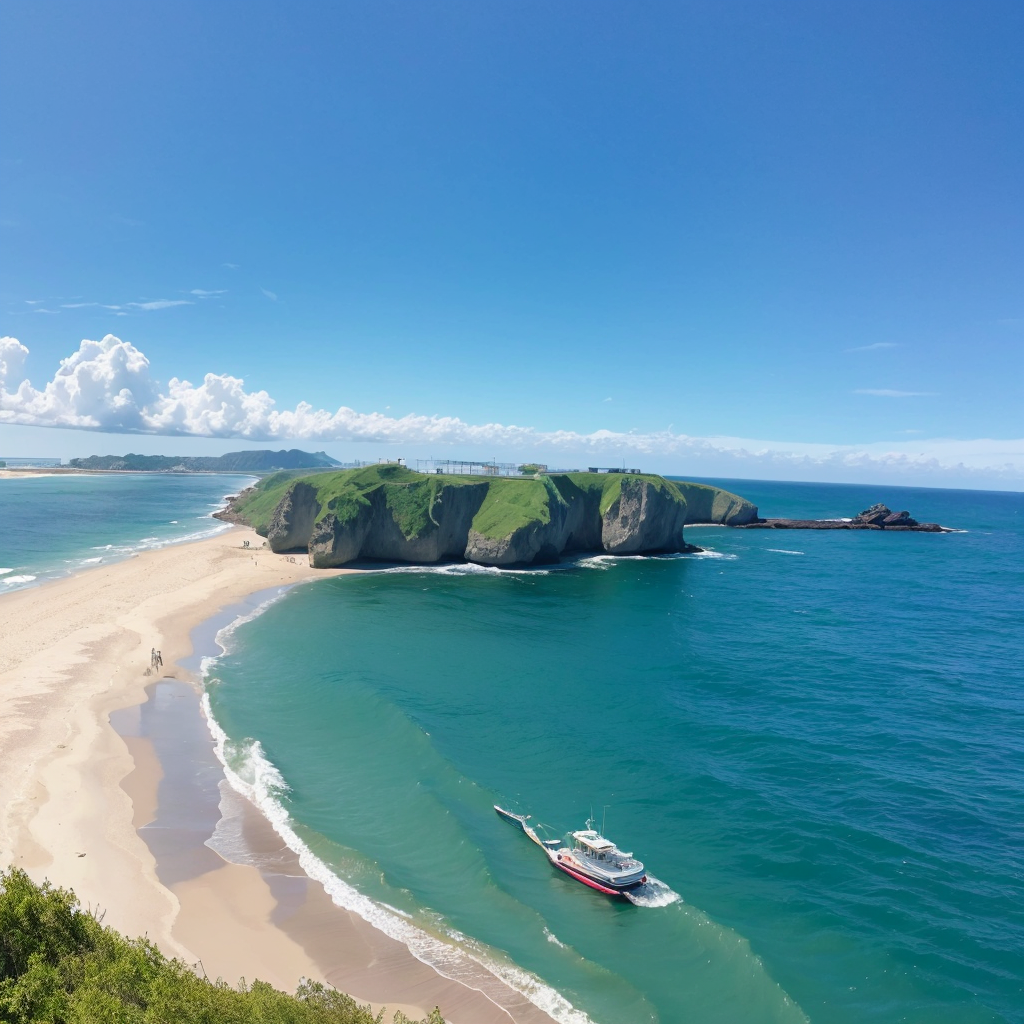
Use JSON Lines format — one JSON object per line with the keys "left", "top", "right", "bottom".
{"left": 5, "top": 474, "right": 1020, "bottom": 1022}
{"left": 203, "top": 480, "right": 1024, "bottom": 1024}
{"left": 0, "top": 472, "right": 249, "bottom": 590}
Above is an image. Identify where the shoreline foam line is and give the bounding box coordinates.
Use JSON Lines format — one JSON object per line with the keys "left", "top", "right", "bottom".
{"left": 0, "top": 474, "right": 254, "bottom": 594}
{"left": 198, "top": 601, "right": 597, "bottom": 1024}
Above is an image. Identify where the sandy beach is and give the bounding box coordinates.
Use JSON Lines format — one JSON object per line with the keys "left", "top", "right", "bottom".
{"left": 0, "top": 526, "right": 558, "bottom": 1024}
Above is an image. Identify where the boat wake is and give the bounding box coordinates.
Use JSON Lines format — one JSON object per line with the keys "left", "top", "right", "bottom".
{"left": 623, "top": 875, "right": 682, "bottom": 908}
{"left": 200, "top": 623, "right": 597, "bottom": 1024}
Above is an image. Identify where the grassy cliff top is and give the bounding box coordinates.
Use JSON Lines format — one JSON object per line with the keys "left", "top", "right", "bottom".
{"left": 232, "top": 465, "right": 695, "bottom": 539}
{"left": 230, "top": 465, "right": 756, "bottom": 540}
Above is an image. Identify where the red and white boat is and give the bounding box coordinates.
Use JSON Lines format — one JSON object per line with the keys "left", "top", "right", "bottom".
{"left": 495, "top": 805, "right": 647, "bottom": 895}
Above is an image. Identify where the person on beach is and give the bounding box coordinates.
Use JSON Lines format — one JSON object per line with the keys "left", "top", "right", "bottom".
{"left": 155, "top": 650, "right": 163, "bottom": 668}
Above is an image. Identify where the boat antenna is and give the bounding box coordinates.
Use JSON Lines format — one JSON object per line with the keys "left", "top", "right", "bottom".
{"left": 587, "top": 806, "right": 595, "bottom": 831}
{"left": 602, "top": 805, "right": 609, "bottom": 835}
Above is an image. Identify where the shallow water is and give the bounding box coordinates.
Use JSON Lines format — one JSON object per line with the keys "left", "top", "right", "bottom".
{"left": 202, "top": 481, "right": 1023, "bottom": 1023}
{"left": 0, "top": 472, "right": 250, "bottom": 590}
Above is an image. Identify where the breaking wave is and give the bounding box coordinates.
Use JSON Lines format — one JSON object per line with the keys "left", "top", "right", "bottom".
{"left": 199, "top": 607, "right": 597, "bottom": 1024}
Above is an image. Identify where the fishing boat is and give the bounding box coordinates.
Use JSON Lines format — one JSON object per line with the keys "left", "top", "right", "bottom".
{"left": 494, "top": 805, "right": 647, "bottom": 895}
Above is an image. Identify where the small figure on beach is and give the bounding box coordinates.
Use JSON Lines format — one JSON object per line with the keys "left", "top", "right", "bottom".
{"left": 150, "top": 648, "right": 157, "bottom": 670}
{"left": 156, "top": 650, "right": 163, "bottom": 668}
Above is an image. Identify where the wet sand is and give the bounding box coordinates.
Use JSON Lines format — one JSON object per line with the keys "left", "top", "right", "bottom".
{"left": 0, "top": 526, "right": 555, "bottom": 1023}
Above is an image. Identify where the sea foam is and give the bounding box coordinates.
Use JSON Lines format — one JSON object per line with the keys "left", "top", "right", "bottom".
{"left": 198, "top": 603, "right": 598, "bottom": 1024}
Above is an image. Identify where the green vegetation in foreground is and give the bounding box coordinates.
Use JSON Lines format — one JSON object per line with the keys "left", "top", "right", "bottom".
{"left": 0, "top": 868, "right": 443, "bottom": 1024}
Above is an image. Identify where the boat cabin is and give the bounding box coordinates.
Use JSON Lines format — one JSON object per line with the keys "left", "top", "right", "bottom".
{"left": 571, "top": 830, "right": 632, "bottom": 863}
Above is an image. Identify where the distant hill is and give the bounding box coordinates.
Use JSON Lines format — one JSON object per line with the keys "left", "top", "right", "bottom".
{"left": 68, "top": 449, "right": 342, "bottom": 473}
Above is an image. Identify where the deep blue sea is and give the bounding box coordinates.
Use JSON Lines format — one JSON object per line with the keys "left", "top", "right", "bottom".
{"left": 0, "top": 472, "right": 250, "bottom": 591}
{"left": 198, "top": 479, "right": 1024, "bottom": 1024}
{"left": 3, "top": 474, "right": 1020, "bottom": 1022}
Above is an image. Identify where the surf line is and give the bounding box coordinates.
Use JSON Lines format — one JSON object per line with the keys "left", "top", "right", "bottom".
{"left": 194, "top": 587, "right": 599, "bottom": 1024}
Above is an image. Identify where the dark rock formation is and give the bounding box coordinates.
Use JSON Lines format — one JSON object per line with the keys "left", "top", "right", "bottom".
{"left": 854, "top": 503, "right": 918, "bottom": 526}
{"left": 600, "top": 476, "right": 690, "bottom": 553}
{"left": 738, "top": 503, "right": 952, "bottom": 532}
{"left": 268, "top": 482, "right": 323, "bottom": 551}
{"left": 670, "top": 481, "right": 760, "bottom": 525}
{"left": 308, "top": 481, "right": 491, "bottom": 567}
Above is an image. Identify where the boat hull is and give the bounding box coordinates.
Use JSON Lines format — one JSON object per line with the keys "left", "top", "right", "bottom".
{"left": 495, "top": 804, "right": 647, "bottom": 897}
{"left": 550, "top": 854, "right": 647, "bottom": 892}
{"left": 494, "top": 805, "right": 530, "bottom": 830}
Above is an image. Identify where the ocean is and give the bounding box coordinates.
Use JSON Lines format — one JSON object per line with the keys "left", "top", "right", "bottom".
{"left": 200, "top": 479, "right": 1023, "bottom": 1024}
{"left": 0, "top": 472, "right": 249, "bottom": 591}
{"left": 4, "top": 473, "right": 1021, "bottom": 1023}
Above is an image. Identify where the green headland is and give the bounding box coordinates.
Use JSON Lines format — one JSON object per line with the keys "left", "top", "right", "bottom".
{"left": 223, "top": 465, "right": 757, "bottom": 567}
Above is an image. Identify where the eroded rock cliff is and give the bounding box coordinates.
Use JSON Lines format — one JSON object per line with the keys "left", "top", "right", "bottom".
{"left": 228, "top": 465, "right": 759, "bottom": 568}
{"left": 670, "top": 480, "right": 759, "bottom": 525}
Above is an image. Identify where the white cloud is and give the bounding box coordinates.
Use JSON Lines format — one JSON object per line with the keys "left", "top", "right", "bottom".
{"left": 223, "top": 263, "right": 240, "bottom": 270}
{"left": 854, "top": 389, "right": 937, "bottom": 398}
{"left": 126, "top": 300, "right": 193, "bottom": 311}
{"left": 260, "top": 288, "right": 278, "bottom": 301}
{"left": 846, "top": 342, "right": 898, "bottom": 352}
{"left": 1, "top": 336, "right": 1021, "bottom": 485}
{"left": 61, "top": 299, "right": 190, "bottom": 312}
{"left": 0, "top": 337, "right": 29, "bottom": 386}
{"left": 189, "top": 289, "right": 226, "bottom": 297}
{"left": 0, "top": 335, "right": 157, "bottom": 431}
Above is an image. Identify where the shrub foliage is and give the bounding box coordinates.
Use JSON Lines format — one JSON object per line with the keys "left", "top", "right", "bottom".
{"left": 0, "top": 868, "right": 443, "bottom": 1024}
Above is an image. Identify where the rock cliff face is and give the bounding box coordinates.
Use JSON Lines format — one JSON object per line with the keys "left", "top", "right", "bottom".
{"left": 600, "top": 476, "right": 690, "bottom": 553}
{"left": 246, "top": 468, "right": 714, "bottom": 567}
{"left": 307, "top": 480, "right": 490, "bottom": 568}
{"left": 670, "top": 481, "right": 759, "bottom": 525}
{"left": 267, "top": 482, "right": 322, "bottom": 551}
{"left": 228, "top": 465, "right": 760, "bottom": 568}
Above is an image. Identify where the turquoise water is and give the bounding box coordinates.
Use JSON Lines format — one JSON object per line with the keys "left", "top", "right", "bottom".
{"left": 204, "top": 480, "right": 1024, "bottom": 1024}
{"left": 0, "top": 472, "right": 251, "bottom": 591}
{"left": 9, "top": 473, "right": 1010, "bottom": 1022}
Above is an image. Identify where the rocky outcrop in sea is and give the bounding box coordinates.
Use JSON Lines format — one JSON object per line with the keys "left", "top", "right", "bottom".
{"left": 739, "top": 503, "right": 952, "bottom": 532}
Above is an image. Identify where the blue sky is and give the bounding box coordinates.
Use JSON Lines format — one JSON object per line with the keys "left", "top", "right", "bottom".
{"left": 1, "top": 1, "right": 1021, "bottom": 486}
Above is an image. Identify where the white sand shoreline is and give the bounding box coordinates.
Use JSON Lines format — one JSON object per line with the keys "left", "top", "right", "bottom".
{"left": 0, "top": 526, "right": 558, "bottom": 1024}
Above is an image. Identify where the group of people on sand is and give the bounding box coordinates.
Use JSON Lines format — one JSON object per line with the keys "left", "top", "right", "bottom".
{"left": 149, "top": 647, "right": 163, "bottom": 672}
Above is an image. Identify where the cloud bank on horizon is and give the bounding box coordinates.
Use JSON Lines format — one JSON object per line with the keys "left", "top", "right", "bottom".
{"left": 2, "top": 335, "right": 1021, "bottom": 486}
